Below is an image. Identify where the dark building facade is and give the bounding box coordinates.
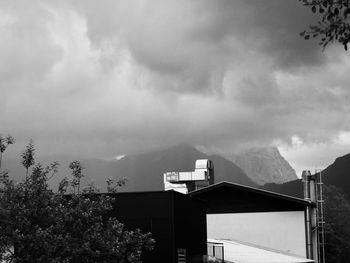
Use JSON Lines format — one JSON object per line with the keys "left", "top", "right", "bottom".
{"left": 189, "top": 181, "right": 310, "bottom": 213}
{"left": 111, "top": 191, "right": 207, "bottom": 263}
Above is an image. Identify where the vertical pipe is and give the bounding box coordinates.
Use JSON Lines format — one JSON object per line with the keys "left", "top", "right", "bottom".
{"left": 304, "top": 206, "right": 313, "bottom": 259}
{"left": 208, "top": 160, "right": 214, "bottom": 185}
{"left": 302, "top": 170, "right": 314, "bottom": 259}
{"left": 310, "top": 174, "right": 318, "bottom": 263}
{"left": 302, "top": 170, "right": 311, "bottom": 200}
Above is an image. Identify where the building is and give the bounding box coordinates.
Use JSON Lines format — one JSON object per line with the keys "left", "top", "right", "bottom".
{"left": 111, "top": 160, "right": 320, "bottom": 263}
{"left": 110, "top": 191, "right": 207, "bottom": 263}
{"left": 190, "top": 181, "right": 315, "bottom": 263}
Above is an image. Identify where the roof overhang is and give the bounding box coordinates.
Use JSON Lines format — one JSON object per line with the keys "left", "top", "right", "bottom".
{"left": 190, "top": 181, "right": 313, "bottom": 213}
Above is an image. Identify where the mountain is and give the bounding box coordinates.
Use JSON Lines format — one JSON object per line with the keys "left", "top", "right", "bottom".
{"left": 83, "top": 144, "right": 257, "bottom": 192}
{"left": 262, "top": 179, "right": 303, "bottom": 198}
{"left": 230, "top": 147, "right": 298, "bottom": 186}
{"left": 322, "top": 153, "right": 350, "bottom": 196}
{"left": 2, "top": 144, "right": 256, "bottom": 192}
{"left": 262, "top": 152, "right": 350, "bottom": 200}
{"left": 1, "top": 155, "right": 25, "bottom": 181}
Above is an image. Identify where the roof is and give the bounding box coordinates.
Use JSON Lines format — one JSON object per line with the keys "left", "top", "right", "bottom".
{"left": 191, "top": 181, "right": 311, "bottom": 206}
{"left": 208, "top": 238, "right": 314, "bottom": 263}
{"left": 94, "top": 189, "right": 191, "bottom": 199}
{"left": 190, "top": 181, "right": 312, "bottom": 213}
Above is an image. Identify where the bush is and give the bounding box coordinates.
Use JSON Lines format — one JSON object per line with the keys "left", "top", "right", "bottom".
{"left": 0, "top": 140, "right": 154, "bottom": 263}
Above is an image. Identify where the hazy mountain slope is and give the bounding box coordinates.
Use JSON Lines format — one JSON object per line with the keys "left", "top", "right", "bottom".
{"left": 1, "top": 156, "right": 76, "bottom": 190}
{"left": 262, "top": 179, "right": 303, "bottom": 198}
{"left": 1, "top": 156, "right": 25, "bottom": 181}
{"left": 322, "top": 153, "right": 350, "bottom": 197}
{"left": 262, "top": 152, "right": 350, "bottom": 200}
{"left": 84, "top": 144, "right": 257, "bottom": 192}
{"left": 231, "top": 147, "right": 298, "bottom": 185}
{"left": 2, "top": 144, "right": 257, "bottom": 192}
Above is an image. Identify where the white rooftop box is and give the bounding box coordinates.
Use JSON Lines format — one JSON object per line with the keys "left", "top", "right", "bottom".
{"left": 195, "top": 159, "right": 213, "bottom": 170}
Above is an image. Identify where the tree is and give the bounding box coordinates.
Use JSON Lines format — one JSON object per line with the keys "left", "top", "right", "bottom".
{"left": 69, "top": 160, "right": 84, "bottom": 194}
{"left": 106, "top": 177, "right": 128, "bottom": 193}
{"left": 0, "top": 135, "right": 14, "bottom": 226}
{"left": 324, "top": 185, "right": 350, "bottom": 262}
{"left": 21, "top": 139, "right": 35, "bottom": 182}
{"left": 0, "top": 135, "right": 15, "bottom": 172}
{"left": 0, "top": 141, "right": 154, "bottom": 263}
{"left": 300, "top": 0, "right": 350, "bottom": 50}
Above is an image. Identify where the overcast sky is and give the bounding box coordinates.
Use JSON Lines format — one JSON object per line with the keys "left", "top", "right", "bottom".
{"left": 1, "top": 0, "right": 350, "bottom": 175}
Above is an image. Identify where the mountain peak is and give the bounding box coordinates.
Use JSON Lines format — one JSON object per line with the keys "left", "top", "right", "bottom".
{"left": 262, "top": 151, "right": 350, "bottom": 202}
{"left": 230, "top": 146, "right": 298, "bottom": 186}
{"left": 322, "top": 152, "right": 350, "bottom": 195}
{"left": 84, "top": 144, "right": 257, "bottom": 192}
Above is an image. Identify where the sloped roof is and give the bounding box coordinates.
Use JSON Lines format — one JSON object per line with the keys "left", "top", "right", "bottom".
{"left": 190, "top": 181, "right": 312, "bottom": 213}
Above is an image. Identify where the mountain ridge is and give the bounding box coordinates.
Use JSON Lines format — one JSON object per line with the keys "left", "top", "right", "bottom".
{"left": 262, "top": 152, "right": 350, "bottom": 201}
{"left": 2, "top": 144, "right": 299, "bottom": 192}
{"left": 230, "top": 146, "right": 298, "bottom": 185}
{"left": 85, "top": 144, "right": 258, "bottom": 192}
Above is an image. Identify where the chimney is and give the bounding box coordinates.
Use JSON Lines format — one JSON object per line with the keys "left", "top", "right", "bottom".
{"left": 302, "top": 170, "right": 316, "bottom": 202}
{"left": 302, "top": 170, "right": 317, "bottom": 261}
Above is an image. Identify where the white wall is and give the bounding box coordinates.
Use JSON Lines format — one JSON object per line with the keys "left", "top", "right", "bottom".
{"left": 207, "top": 211, "right": 306, "bottom": 257}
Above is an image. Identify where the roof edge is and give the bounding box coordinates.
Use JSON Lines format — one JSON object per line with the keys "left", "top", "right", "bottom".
{"left": 190, "top": 181, "right": 312, "bottom": 206}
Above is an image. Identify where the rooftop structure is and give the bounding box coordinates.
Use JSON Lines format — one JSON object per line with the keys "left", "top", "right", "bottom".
{"left": 164, "top": 159, "right": 214, "bottom": 193}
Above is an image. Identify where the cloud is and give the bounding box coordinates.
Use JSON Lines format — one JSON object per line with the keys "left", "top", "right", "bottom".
{"left": 0, "top": 0, "right": 350, "bottom": 170}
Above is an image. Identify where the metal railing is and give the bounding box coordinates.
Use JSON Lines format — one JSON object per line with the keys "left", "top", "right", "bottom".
{"left": 207, "top": 241, "right": 224, "bottom": 262}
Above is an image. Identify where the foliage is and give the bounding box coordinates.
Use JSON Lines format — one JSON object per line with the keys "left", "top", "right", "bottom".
{"left": 0, "top": 134, "right": 15, "bottom": 173}
{"left": 21, "top": 139, "right": 35, "bottom": 180}
{"left": 69, "top": 160, "right": 84, "bottom": 194}
{"left": 300, "top": 0, "right": 350, "bottom": 50}
{"left": 324, "top": 185, "right": 350, "bottom": 263}
{"left": 106, "top": 177, "right": 128, "bottom": 193}
{"left": 0, "top": 139, "right": 154, "bottom": 263}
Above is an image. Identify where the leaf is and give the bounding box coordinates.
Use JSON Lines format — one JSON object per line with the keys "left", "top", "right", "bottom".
{"left": 312, "top": 5, "right": 316, "bottom": 13}
{"left": 305, "top": 35, "right": 310, "bottom": 40}
{"left": 344, "top": 8, "right": 350, "bottom": 18}
{"left": 334, "top": 8, "right": 339, "bottom": 15}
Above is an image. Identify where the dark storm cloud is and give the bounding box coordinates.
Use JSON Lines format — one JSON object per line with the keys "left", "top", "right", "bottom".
{"left": 66, "top": 0, "right": 328, "bottom": 96}
{"left": 1, "top": 0, "right": 350, "bottom": 169}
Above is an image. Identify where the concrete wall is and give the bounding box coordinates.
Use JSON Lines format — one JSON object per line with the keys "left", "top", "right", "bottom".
{"left": 207, "top": 211, "right": 306, "bottom": 257}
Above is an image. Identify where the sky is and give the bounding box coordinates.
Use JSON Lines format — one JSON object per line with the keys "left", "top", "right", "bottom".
{"left": 1, "top": 0, "right": 350, "bottom": 175}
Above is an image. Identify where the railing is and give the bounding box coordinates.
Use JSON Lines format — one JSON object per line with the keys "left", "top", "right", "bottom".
{"left": 207, "top": 241, "right": 224, "bottom": 262}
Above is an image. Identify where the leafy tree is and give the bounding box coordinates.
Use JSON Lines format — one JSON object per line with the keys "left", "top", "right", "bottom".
{"left": 82, "top": 181, "right": 100, "bottom": 194}
{"left": 69, "top": 160, "right": 84, "bottom": 194}
{"left": 106, "top": 177, "right": 128, "bottom": 193}
{"left": 20, "top": 140, "right": 35, "bottom": 182}
{"left": 0, "top": 141, "right": 154, "bottom": 263}
{"left": 324, "top": 185, "right": 350, "bottom": 262}
{"left": 0, "top": 135, "right": 15, "bottom": 172}
{"left": 300, "top": 0, "right": 350, "bottom": 50}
